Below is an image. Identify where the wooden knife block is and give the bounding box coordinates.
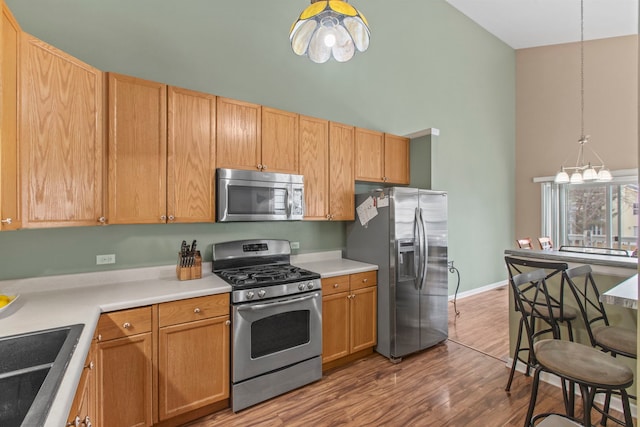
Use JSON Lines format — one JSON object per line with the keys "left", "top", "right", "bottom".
{"left": 176, "top": 251, "right": 202, "bottom": 281}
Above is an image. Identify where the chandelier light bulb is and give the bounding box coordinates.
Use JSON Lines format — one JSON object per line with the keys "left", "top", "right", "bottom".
{"left": 324, "top": 32, "right": 336, "bottom": 47}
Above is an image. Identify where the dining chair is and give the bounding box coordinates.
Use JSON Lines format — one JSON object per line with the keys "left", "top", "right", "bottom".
{"left": 517, "top": 237, "right": 534, "bottom": 249}
{"left": 538, "top": 236, "right": 554, "bottom": 250}
{"left": 504, "top": 257, "right": 577, "bottom": 392}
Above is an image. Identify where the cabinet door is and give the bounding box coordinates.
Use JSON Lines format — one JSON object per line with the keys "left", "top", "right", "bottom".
{"left": 328, "top": 122, "right": 354, "bottom": 221}
{"left": 322, "top": 291, "right": 350, "bottom": 363}
{"left": 108, "top": 73, "right": 166, "bottom": 224}
{"left": 158, "top": 316, "right": 230, "bottom": 420}
{"left": 354, "top": 128, "right": 384, "bottom": 182}
{"left": 67, "top": 343, "right": 96, "bottom": 427}
{"left": 350, "top": 286, "right": 377, "bottom": 353}
{"left": 216, "top": 97, "right": 261, "bottom": 171}
{"left": 261, "top": 107, "right": 299, "bottom": 174}
{"left": 167, "top": 86, "right": 216, "bottom": 223}
{"left": 384, "top": 133, "right": 410, "bottom": 184}
{"left": 20, "top": 34, "right": 105, "bottom": 228}
{"left": 0, "top": 4, "right": 20, "bottom": 230}
{"left": 299, "top": 115, "right": 329, "bottom": 220}
{"left": 97, "top": 333, "right": 153, "bottom": 427}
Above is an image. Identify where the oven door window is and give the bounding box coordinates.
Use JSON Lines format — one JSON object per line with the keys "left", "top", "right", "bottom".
{"left": 228, "top": 185, "right": 287, "bottom": 216}
{"left": 251, "top": 310, "right": 310, "bottom": 358}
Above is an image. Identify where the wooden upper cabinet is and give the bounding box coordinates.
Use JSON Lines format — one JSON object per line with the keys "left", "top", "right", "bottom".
{"left": 216, "top": 97, "right": 261, "bottom": 171}
{"left": 354, "top": 128, "right": 384, "bottom": 182}
{"left": 107, "top": 73, "right": 167, "bottom": 224}
{"left": 261, "top": 107, "right": 299, "bottom": 174}
{"left": 299, "top": 115, "right": 329, "bottom": 220}
{"left": 0, "top": 3, "right": 21, "bottom": 230}
{"left": 167, "top": 86, "right": 216, "bottom": 223}
{"left": 354, "top": 129, "right": 410, "bottom": 185}
{"left": 384, "top": 133, "right": 410, "bottom": 184}
{"left": 20, "top": 33, "right": 106, "bottom": 228}
{"left": 328, "top": 122, "right": 355, "bottom": 221}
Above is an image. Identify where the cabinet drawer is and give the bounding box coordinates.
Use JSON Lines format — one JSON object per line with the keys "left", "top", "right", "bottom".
{"left": 322, "top": 275, "right": 350, "bottom": 296}
{"left": 159, "top": 294, "right": 229, "bottom": 327}
{"left": 97, "top": 306, "right": 152, "bottom": 341}
{"left": 350, "top": 271, "right": 377, "bottom": 291}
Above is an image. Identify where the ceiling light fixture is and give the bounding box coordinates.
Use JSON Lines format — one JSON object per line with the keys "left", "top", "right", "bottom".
{"left": 554, "top": 0, "right": 612, "bottom": 185}
{"left": 289, "top": 0, "right": 370, "bottom": 64}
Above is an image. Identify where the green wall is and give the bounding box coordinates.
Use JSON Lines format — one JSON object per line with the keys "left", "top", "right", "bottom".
{"left": 2, "top": 0, "right": 516, "bottom": 291}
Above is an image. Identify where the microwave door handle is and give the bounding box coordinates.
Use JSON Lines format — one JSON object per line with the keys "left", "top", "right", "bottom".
{"left": 286, "top": 188, "right": 292, "bottom": 218}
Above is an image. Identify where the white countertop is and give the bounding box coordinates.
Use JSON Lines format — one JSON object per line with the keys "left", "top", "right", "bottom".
{"left": 0, "top": 251, "right": 377, "bottom": 426}
{"left": 601, "top": 274, "right": 638, "bottom": 309}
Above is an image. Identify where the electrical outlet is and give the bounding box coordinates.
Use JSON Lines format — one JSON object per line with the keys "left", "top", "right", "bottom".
{"left": 290, "top": 241, "right": 300, "bottom": 250}
{"left": 96, "top": 254, "right": 116, "bottom": 265}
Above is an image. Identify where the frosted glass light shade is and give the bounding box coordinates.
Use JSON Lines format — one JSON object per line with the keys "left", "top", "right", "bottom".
{"left": 570, "top": 172, "right": 584, "bottom": 184}
{"left": 290, "top": 1, "right": 370, "bottom": 63}
{"left": 582, "top": 166, "right": 598, "bottom": 181}
{"left": 554, "top": 170, "right": 570, "bottom": 184}
{"left": 597, "top": 168, "right": 612, "bottom": 181}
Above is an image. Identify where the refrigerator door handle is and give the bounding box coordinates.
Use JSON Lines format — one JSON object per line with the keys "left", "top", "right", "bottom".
{"left": 419, "top": 208, "right": 429, "bottom": 290}
{"left": 414, "top": 207, "right": 423, "bottom": 290}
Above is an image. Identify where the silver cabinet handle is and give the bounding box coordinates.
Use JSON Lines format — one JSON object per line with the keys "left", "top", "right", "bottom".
{"left": 1, "top": 218, "right": 12, "bottom": 224}
{"left": 122, "top": 322, "right": 131, "bottom": 329}
{"left": 362, "top": 278, "right": 368, "bottom": 283}
{"left": 85, "top": 361, "right": 94, "bottom": 370}
{"left": 193, "top": 307, "right": 201, "bottom": 314}
{"left": 225, "top": 320, "right": 231, "bottom": 326}
{"left": 257, "top": 164, "right": 263, "bottom": 170}
{"left": 168, "top": 215, "right": 175, "bottom": 221}
{"left": 83, "top": 416, "right": 92, "bottom": 427}
{"left": 333, "top": 283, "right": 339, "bottom": 288}
{"left": 160, "top": 215, "right": 167, "bottom": 221}
{"left": 67, "top": 415, "right": 81, "bottom": 427}
{"left": 262, "top": 165, "right": 267, "bottom": 170}
{"left": 97, "top": 216, "right": 106, "bottom": 224}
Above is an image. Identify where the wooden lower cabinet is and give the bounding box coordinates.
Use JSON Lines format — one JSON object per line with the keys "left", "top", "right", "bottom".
{"left": 66, "top": 344, "right": 96, "bottom": 427}
{"left": 157, "top": 295, "right": 230, "bottom": 421}
{"left": 93, "top": 295, "right": 229, "bottom": 427}
{"left": 321, "top": 271, "right": 377, "bottom": 370}
{"left": 97, "top": 332, "right": 153, "bottom": 427}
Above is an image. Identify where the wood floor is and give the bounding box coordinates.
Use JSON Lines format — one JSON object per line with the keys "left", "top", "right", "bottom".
{"left": 184, "top": 285, "right": 629, "bottom": 427}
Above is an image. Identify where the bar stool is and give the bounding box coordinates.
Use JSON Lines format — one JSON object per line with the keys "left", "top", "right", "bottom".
{"left": 525, "top": 339, "right": 634, "bottom": 427}
{"left": 504, "top": 257, "right": 578, "bottom": 392}
{"left": 564, "top": 265, "right": 637, "bottom": 424}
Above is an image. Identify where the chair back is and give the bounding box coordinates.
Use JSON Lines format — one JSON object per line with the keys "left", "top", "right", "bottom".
{"left": 504, "top": 256, "right": 569, "bottom": 320}
{"left": 538, "top": 237, "right": 553, "bottom": 250}
{"left": 563, "top": 265, "right": 609, "bottom": 348}
{"left": 510, "top": 268, "right": 561, "bottom": 342}
{"left": 517, "top": 238, "right": 533, "bottom": 249}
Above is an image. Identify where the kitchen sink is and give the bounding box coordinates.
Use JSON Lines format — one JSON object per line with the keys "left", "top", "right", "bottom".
{"left": 0, "top": 324, "right": 84, "bottom": 427}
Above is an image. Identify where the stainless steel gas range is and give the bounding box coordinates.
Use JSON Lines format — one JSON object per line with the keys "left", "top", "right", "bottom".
{"left": 212, "top": 239, "right": 322, "bottom": 412}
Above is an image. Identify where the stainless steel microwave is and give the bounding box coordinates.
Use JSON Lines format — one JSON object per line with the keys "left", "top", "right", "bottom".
{"left": 217, "top": 168, "right": 305, "bottom": 222}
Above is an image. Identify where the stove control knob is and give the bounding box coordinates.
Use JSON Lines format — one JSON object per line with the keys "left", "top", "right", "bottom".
{"left": 246, "top": 291, "right": 255, "bottom": 300}
{"left": 258, "top": 290, "right": 266, "bottom": 298}
{"left": 306, "top": 282, "right": 315, "bottom": 290}
{"left": 298, "top": 283, "right": 306, "bottom": 291}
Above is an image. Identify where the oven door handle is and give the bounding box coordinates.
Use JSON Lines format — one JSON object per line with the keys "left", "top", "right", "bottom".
{"left": 236, "top": 292, "right": 319, "bottom": 311}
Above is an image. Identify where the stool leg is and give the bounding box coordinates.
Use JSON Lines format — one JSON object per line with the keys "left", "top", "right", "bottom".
{"left": 524, "top": 366, "right": 542, "bottom": 427}
{"left": 579, "top": 384, "right": 594, "bottom": 427}
{"left": 620, "top": 389, "right": 633, "bottom": 427}
{"left": 600, "top": 391, "right": 611, "bottom": 426}
{"left": 506, "top": 317, "right": 525, "bottom": 392}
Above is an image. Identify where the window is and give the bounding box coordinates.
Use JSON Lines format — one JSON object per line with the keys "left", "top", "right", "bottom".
{"left": 541, "top": 174, "right": 638, "bottom": 250}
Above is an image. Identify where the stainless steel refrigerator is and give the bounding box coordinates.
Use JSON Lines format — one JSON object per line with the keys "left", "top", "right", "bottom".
{"left": 346, "top": 187, "right": 448, "bottom": 361}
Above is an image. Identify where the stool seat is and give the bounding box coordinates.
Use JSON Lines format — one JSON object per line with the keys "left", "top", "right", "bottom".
{"left": 534, "top": 339, "right": 633, "bottom": 387}
{"left": 592, "top": 325, "right": 637, "bottom": 357}
{"left": 524, "top": 303, "right": 578, "bottom": 322}
{"left": 536, "top": 414, "right": 582, "bottom": 427}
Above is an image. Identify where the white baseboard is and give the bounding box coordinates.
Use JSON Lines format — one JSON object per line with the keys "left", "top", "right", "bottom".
{"left": 505, "top": 357, "right": 637, "bottom": 419}
{"left": 448, "top": 280, "right": 507, "bottom": 300}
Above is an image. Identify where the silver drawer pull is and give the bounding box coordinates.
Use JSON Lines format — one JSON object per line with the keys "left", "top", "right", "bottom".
{"left": 194, "top": 307, "right": 201, "bottom": 314}
{"left": 1, "top": 218, "right": 13, "bottom": 224}
{"left": 122, "top": 322, "right": 131, "bottom": 329}
{"left": 362, "top": 278, "right": 368, "bottom": 283}
{"left": 333, "top": 283, "right": 339, "bottom": 288}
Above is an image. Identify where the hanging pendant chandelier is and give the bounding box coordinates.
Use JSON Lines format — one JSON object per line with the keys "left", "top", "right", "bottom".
{"left": 289, "top": 0, "right": 370, "bottom": 64}
{"left": 554, "top": 0, "right": 612, "bottom": 184}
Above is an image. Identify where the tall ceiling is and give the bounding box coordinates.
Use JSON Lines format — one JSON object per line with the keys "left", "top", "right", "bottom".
{"left": 446, "top": 0, "right": 639, "bottom": 49}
